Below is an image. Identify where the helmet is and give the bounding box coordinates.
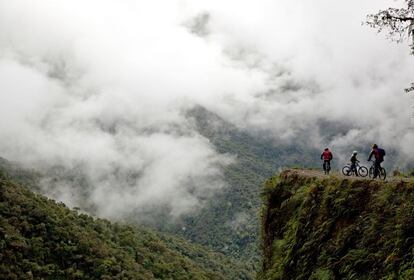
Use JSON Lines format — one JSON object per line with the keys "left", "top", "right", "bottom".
{"left": 353, "top": 151, "right": 357, "bottom": 155}
{"left": 372, "top": 144, "right": 378, "bottom": 149}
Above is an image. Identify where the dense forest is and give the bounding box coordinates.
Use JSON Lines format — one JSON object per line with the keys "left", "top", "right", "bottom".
{"left": 0, "top": 169, "right": 252, "bottom": 280}
{"left": 160, "top": 107, "right": 318, "bottom": 263}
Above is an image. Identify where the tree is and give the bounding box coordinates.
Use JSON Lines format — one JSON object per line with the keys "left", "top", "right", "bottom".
{"left": 366, "top": 0, "right": 414, "bottom": 92}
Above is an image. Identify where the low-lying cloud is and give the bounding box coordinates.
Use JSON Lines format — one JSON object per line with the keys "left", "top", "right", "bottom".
{"left": 0, "top": 0, "right": 413, "bottom": 219}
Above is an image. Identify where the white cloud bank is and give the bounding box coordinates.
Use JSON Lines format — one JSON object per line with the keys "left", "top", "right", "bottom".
{"left": 0, "top": 0, "right": 413, "bottom": 218}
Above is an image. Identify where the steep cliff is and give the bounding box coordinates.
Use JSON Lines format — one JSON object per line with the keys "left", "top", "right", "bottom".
{"left": 260, "top": 170, "right": 414, "bottom": 280}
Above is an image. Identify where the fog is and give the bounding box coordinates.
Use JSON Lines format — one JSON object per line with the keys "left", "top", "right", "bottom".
{"left": 0, "top": 0, "right": 413, "bottom": 219}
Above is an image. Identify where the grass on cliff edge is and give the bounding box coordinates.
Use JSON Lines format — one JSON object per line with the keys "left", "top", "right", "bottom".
{"left": 259, "top": 170, "right": 414, "bottom": 280}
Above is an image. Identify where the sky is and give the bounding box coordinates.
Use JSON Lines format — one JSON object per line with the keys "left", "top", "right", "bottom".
{"left": 0, "top": 0, "right": 413, "bottom": 219}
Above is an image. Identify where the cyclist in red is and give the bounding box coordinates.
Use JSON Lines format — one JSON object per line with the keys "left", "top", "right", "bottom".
{"left": 320, "top": 148, "right": 333, "bottom": 174}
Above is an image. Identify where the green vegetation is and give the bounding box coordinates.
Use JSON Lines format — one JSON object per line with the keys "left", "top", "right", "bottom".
{"left": 0, "top": 105, "right": 320, "bottom": 268}
{"left": 0, "top": 172, "right": 252, "bottom": 280}
{"left": 260, "top": 170, "right": 414, "bottom": 280}
{"left": 159, "top": 107, "right": 318, "bottom": 265}
{"left": 392, "top": 168, "right": 414, "bottom": 178}
{"left": 0, "top": 158, "right": 40, "bottom": 189}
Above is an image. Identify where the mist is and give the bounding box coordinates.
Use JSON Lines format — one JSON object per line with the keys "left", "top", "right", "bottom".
{"left": 0, "top": 0, "right": 413, "bottom": 219}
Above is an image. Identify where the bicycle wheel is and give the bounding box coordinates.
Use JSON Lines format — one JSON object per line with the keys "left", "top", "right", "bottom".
{"left": 369, "top": 166, "right": 375, "bottom": 178}
{"left": 379, "top": 168, "right": 387, "bottom": 180}
{"left": 358, "top": 166, "right": 368, "bottom": 177}
{"left": 342, "top": 165, "right": 351, "bottom": 176}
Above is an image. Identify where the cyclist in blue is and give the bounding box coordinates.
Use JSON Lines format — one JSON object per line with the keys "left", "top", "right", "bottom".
{"left": 349, "top": 151, "right": 359, "bottom": 176}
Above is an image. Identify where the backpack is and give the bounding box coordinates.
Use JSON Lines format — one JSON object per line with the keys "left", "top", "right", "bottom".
{"left": 378, "top": 148, "right": 386, "bottom": 158}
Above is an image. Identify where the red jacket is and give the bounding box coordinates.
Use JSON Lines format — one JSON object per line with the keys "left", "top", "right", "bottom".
{"left": 321, "top": 150, "right": 333, "bottom": 161}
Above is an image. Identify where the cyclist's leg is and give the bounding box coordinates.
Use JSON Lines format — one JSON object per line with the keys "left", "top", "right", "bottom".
{"left": 374, "top": 160, "right": 380, "bottom": 178}
{"left": 353, "top": 163, "right": 359, "bottom": 176}
{"left": 327, "top": 160, "right": 331, "bottom": 173}
{"left": 379, "top": 160, "right": 384, "bottom": 176}
{"left": 349, "top": 163, "right": 354, "bottom": 175}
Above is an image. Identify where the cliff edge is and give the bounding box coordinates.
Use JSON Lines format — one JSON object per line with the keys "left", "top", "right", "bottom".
{"left": 260, "top": 169, "right": 414, "bottom": 280}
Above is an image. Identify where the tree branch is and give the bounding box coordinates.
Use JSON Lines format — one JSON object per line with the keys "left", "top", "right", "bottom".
{"left": 384, "top": 12, "right": 414, "bottom": 22}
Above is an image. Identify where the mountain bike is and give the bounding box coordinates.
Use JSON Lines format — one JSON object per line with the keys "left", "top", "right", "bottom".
{"left": 322, "top": 160, "right": 331, "bottom": 175}
{"left": 342, "top": 162, "right": 368, "bottom": 177}
{"left": 368, "top": 160, "right": 386, "bottom": 180}
{"left": 342, "top": 161, "right": 368, "bottom": 177}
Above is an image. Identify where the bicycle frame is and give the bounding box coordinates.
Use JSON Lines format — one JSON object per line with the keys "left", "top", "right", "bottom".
{"left": 368, "top": 160, "right": 386, "bottom": 180}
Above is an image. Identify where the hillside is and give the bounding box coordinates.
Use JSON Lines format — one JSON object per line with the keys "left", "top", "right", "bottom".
{"left": 0, "top": 107, "right": 320, "bottom": 266}
{"left": 0, "top": 170, "right": 253, "bottom": 280}
{"left": 158, "top": 107, "right": 318, "bottom": 263}
{"left": 259, "top": 169, "right": 414, "bottom": 280}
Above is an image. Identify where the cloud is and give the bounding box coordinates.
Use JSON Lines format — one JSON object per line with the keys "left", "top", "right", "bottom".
{"left": 185, "top": 0, "right": 414, "bottom": 163}
{"left": 0, "top": 0, "right": 413, "bottom": 220}
{"left": 185, "top": 12, "right": 211, "bottom": 38}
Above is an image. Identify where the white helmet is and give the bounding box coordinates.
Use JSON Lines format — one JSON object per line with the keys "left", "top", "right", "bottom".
{"left": 353, "top": 151, "right": 357, "bottom": 155}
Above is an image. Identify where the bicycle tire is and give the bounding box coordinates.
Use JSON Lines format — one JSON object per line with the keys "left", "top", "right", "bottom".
{"left": 369, "top": 166, "right": 375, "bottom": 179}
{"left": 342, "top": 165, "right": 351, "bottom": 176}
{"left": 358, "top": 166, "right": 368, "bottom": 177}
{"left": 379, "top": 168, "right": 387, "bottom": 180}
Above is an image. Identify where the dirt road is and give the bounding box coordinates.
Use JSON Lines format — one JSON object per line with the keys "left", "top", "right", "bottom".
{"left": 284, "top": 168, "right": 413, "bottom": 183}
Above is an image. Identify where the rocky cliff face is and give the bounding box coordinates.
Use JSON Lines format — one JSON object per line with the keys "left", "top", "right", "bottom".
{"left": 259, "top": 170, "right": 414, "bottom": 280}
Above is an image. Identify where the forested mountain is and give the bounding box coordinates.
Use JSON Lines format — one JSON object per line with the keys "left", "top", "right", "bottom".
{"left": 1, "top": 1, "right": 413, "bottom": 279}
{"left": 172, "top": 107, "right": 414, "bottom": 266}
{"left": 0, "top": 169, "right": 252, "bottom": 279}
{"left": 0, "top": 106, "right": 320, "bottom": 267}
{"left": 154, "top": 107, "right": 319, "bottom": 264}
{"left": 8, "top": 106, "right": 408, "bottom": 272}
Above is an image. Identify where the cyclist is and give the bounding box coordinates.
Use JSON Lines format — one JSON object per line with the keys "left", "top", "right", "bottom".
{"left": 348, "top": 151, "right": 359, "bottom": 176}
{"left": 321, "top": 148, "right": 333, "bottom": 174}
{"left": 368, "top": 144, "right": 385, "bottom": 178}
